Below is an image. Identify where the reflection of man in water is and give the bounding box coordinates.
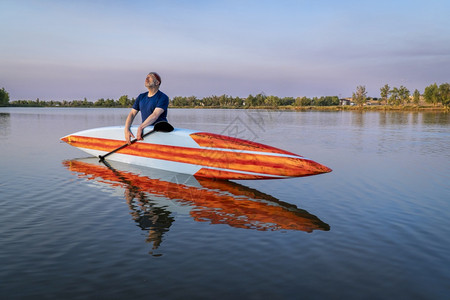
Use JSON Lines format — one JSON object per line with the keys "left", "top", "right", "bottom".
{"left": 124, "top": 188, "right": 174, "bottom": 251}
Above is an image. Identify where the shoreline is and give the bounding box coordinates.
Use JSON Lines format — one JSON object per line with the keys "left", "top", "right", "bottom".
{"left": 2, "top": 105, "right": 448, "bottom": 112}
{"left": 168, "top": 105, "right": 449, "bottom": 112}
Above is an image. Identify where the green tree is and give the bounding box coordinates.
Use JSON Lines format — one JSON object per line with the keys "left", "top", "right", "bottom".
{"left": 324, "top": 96, "right": 332, "bottom": 106}
{"left": 95, "top": 98, "right": 105, "bottom": 106}
{"left": 265, "top": 95, "right": 280, "bottom": 107}
{"left": 380, "top": 84, "right": 390, "bottom": 105}
{"left": 389, "top": 87, "right": 400, "bottom": 105}
{"left": 280, "top": 97, "right": 295, "bottom": 106}
{"left": 211, "top": 95, "right": 221, "bottom": 106}
{"left": 233, "top": 96, "right": 244, "bottom": 107}
{"left": 295, "top": 96, "right": 311, "bottom": 106}
{"left": 424, "top": 83, "right": 439, "bottom": 106}
{"left": 104, "top": 98, "right": 116, "bottom": 107}
{"left": 0, "top": 88, "right": 10, "bottom": 106}
{"left": 201, "top": 96, "right": 213, "bottom": 106}
{"left": 118, "top": 95, "right": 131, "bottom": 107}
{"left": 439, "top": 83, "right": 450, "bottom": 106}
{"left": 352, "top": 85, "right": 367, "bottom": 107}
{"left": 254, "top": 93, "right": 267, "bottom": 106}
{"left": 186, "top": 96, "right": 198, "bottom": 107}
{"left": 413, "top": 89, "right": 421, "bottom": 105}
{"left": 398, "top": 86, "right": 410, "bottom": 104}
{"left": 318, "top": 96, "right": 339, "bottom": 106}
{"left": 218, "top": 94, "right": 232, "bottom": 106}
{"left": 171, "top": 96, "right": 185, "bottom": 106}
{"left": 246, "top": 94, "right": 257, "bottom": 107}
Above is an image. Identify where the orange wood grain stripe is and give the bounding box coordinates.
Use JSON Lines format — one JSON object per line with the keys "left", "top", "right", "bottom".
{"left": 190, "top": 132, "right": 300, "bottom": 156}
{"left": 193, "top": 168, "right": 281, "bottom": 180}
{"left": 62, "top": 135, "right": 329, "bottom": 177}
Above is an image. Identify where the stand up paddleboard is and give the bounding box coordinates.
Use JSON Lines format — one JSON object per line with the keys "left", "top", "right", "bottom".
{"left": 61, "top": 124, "right": 332, "bottom": 180}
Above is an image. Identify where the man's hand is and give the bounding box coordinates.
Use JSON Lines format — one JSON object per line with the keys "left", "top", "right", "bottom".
{"left": 136, "top": 126, "right": 144, "bottom": 141}
{"left": 124, "top": 109, "right": 138, "bottom": 144}
{"left": 124, "top": 128, "right": 135, "bottom": 145}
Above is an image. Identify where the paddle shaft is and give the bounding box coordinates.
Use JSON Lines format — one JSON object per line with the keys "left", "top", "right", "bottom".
{"left": 99, "top": 129, "right": 155, "bottom": 161}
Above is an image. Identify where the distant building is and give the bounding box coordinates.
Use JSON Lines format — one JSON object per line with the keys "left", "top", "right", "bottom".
{"left": 340, "top": 98, "right": 353, "bottom": 106}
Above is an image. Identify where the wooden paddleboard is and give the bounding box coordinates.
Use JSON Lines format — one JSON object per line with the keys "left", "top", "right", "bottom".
{"left": 61, "top": 125, "right": 332, "bottom": 180}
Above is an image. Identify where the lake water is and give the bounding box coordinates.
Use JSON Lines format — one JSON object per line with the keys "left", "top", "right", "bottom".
{"left": 1, "top": 107, "right": 449, "bottom": 299}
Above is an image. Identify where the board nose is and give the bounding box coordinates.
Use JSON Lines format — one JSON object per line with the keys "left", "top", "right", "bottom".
{"left": 60, "top": 136, "right": 71, "bottom": 144}
{"left": 292, "top": 158, "right": 332, "bottom": 177}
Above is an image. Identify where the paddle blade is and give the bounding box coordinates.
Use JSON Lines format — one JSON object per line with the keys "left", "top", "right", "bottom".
{"left": 154, "top": 121, "right": 174, "bottom": 132}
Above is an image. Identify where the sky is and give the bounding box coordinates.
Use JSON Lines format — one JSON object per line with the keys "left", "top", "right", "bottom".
{"left": 1, "top": 0, "right": 449, "bottom": 101}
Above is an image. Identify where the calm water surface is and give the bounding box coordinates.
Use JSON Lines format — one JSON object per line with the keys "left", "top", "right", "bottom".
{"left": 1, "top": 108, "right": 449, "bottom": 299}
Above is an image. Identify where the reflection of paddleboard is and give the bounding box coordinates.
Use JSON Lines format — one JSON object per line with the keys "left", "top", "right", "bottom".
{"left": 63, "top": 158, "right": 330, "bottom": 233}
{"left": 61, "top": 126, "right": 332, "bottom": 180}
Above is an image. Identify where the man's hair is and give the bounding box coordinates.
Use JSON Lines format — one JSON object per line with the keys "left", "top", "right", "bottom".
{"left": 149, "top": 72, "right": 161, "bottom": 85}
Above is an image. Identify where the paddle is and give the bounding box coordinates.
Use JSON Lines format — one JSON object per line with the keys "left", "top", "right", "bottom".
{"left": 99, "top": 121, "right": 174, "bottom": 162}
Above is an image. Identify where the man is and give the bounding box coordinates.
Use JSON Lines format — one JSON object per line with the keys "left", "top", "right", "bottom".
{"left": 124, "top": 72, "right": 169, "bottom": 144}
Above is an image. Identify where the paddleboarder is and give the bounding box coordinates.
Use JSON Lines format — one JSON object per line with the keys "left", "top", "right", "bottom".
{"left": 124, "top": 72, "right": 169, "bottom": 144}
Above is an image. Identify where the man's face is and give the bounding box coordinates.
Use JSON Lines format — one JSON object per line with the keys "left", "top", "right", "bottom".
{"left": 145, "top": 74, "right": 158, "bottom": 88}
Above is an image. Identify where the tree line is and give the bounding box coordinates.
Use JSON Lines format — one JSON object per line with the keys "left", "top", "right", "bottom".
{"left": 171, "top": 94, "right": 341, "bottom": 107}
{"left": 2, "top": 92, "right": 340, "bottom": 108}
{"left": 5, "top": 95, "right": 134, "bottom": 108}
{"left": 1, "top": 82, "right": 448, "bottom": 108}
{"left": 353, "top": 83, "right": 449, "bottom": 107}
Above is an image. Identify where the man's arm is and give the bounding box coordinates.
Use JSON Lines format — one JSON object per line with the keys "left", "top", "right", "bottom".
{"left": 124, "top": 108, "right": 139, "bottom": 144}
{"left": 136, "top": 107, "right": 165, "bottom": 140}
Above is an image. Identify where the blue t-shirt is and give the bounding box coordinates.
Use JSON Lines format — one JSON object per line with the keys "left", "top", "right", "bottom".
{"left": 132, "top": 90, "right": 169, "bottom": 124}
